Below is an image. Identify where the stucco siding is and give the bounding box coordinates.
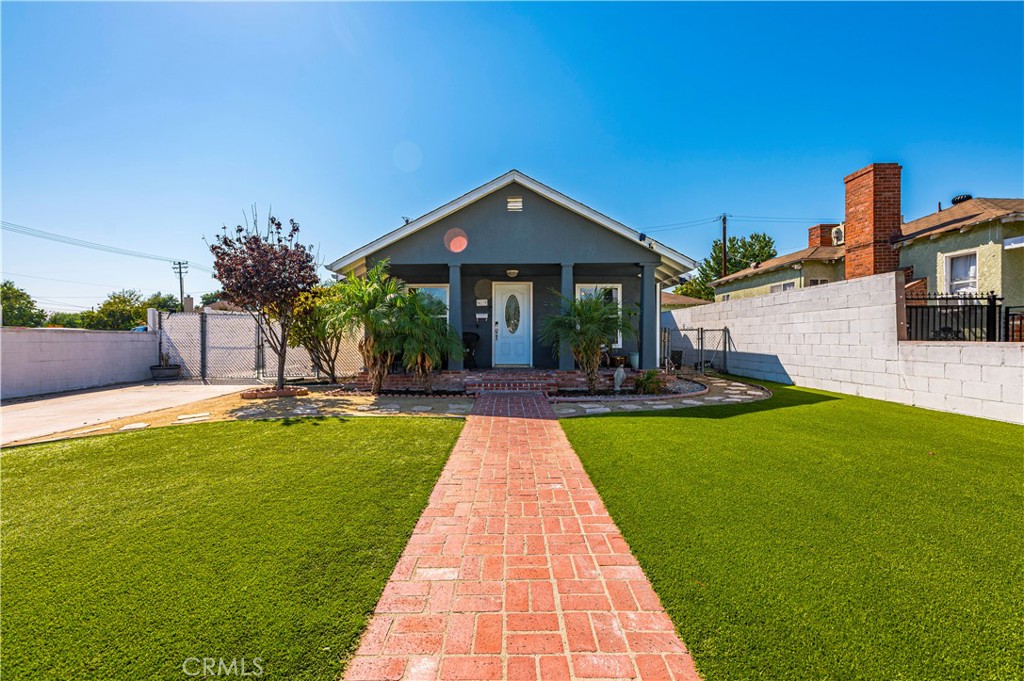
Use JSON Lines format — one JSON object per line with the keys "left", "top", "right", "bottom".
{"left": 369, "top": 182, "right": 659, "bottom": 267}
{"left": 898, "top": 221, "right": 1023, "bottom": 305}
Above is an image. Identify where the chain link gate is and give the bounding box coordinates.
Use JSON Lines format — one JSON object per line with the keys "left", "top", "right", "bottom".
{"left": 662, "top": 326, "right": 730, "bottom": 374}
{"left": 158, "top": 311, "right": 362, "bottom": 381}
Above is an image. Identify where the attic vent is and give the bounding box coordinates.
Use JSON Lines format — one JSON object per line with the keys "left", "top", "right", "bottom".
{"left": 507, "top": 196, "right": 523, "bottom": 212}
{"left": 831, "top": 225, "right": 845, "bottom": 245}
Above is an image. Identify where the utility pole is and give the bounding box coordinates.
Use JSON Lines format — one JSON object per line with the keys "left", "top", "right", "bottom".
{"left": 172, "top": 261, "right": 188, "bottom": 311}
{"left": 720, "top": 214, "right": 728, "bottom": 278}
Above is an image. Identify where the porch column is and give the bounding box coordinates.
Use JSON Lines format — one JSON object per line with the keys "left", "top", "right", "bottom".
{"left": 640, "top": 263, "right": 658, "bottom": 369}
{"left": 448, "top": 264, "right": 464, "bottom": 370}
{"left": 559, "top": 263, "right": 575, "bottom": 370}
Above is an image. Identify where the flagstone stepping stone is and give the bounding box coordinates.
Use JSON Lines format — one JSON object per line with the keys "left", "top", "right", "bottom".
{"left": 380, "top": 404, "right": 400, "bottom": 410}
{"left": 411, "top": 405, "right": 433, "bottom": 412}
{"left": 292, "top": 406, "right": 319, "bottom": 415}
{"left": 618, "top": 404, "right": 641, "bottom": 410}
{"left": 554, "top": 407, "right": 578, "bottom": 414}
{"left": 119, "top": 423, "right": 149, "bottom": 431}
{"left": 355, "top": 405, "right": 378, "bottom": 411}
{"left": 722, "top": 398, "right": 742, "bottom": 403}
{"left": 177, "top": 413, "right": 210, "bottom": 420}
{"left": 74, "top": 426, "right": 110, "bottom": 435}
{"left": 651, "top": 404, "right": 674, "bottom": 409}
{"left": 236, "top": 408, "right": 265, "bottom": 417}
{"left": 704, "top": 396, "right": 725, "bottom": 401}
{"left": 584, "top": 407, "right": 611, "bottom": 414}
{"left": 678, "top": 399, "right": 702, "bottom": 406}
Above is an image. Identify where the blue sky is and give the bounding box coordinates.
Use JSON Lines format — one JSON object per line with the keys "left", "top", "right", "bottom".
{"left": 3, "top": 2, "right": 1022, "bottom": 311}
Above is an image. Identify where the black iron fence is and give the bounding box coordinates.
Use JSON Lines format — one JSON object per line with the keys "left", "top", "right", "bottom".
{"left": 905, "top": 292, "right": 1006, "bottom": 342}
{"left": 1006, "top": 306, "right": 1024, "bottom": 342}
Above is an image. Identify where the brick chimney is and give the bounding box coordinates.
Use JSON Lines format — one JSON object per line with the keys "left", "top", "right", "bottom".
{"left": 844, "top": 163, "right": 902, "bottom": 279}
{"left": 808, "top": 223, "right": 839, "bottom": 248}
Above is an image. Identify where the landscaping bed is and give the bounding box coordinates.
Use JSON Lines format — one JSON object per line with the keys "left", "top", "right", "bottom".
{"left": 1, "top": 418, "right": 463, "bottom": 680}
{"left": 562, "top": 381, "right": 1024, "bottom": 681}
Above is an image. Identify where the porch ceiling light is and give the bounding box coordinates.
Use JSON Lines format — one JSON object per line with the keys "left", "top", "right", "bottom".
{"left": 506, "top": 269, "right": 519, "bottom": 278}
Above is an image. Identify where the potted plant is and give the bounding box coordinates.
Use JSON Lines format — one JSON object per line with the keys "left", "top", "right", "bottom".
{"left": 150, "top": 352, "right": 182, "bottom": 380}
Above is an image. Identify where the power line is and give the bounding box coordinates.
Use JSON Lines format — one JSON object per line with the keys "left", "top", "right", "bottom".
{"left": 1, "top": 221, "right": 214, "bottom": 273}
{"left": 1, "top": 271, "right": 194, "bottom": 293}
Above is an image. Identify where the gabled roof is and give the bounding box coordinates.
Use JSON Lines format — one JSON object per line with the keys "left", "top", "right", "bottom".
{"left": 327, "top": 170, "right": 697, "bottom": 281}
{"left": 711, "top": 245, "right": 845, "bottom": 287}
{"left": 897, "top": 197, "right": 1024, "bottom": 244}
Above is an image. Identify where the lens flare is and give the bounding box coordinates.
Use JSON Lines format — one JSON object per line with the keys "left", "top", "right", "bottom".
{"left": 444, "top": 228, "right": 468, "bottom": 253}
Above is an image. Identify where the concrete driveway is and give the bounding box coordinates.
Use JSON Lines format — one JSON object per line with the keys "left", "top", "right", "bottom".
{"left": 1, "top": 382, "right": 246, "bottom": 446}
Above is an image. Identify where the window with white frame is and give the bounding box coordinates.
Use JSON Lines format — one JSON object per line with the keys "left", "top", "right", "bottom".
{"left": 946, "top": 252, "right": 978, "bottom": 294}
{"left": 575, "top": 283, "right": 623, "bottom": 348}
{"left": 770, "top": 282, "right": 796, "bottom": 294}
{"left": 808, "top": 278, "right": 829, "bottom": 286}
{"left": 409, "top": 285, "right": 449, "bottom": 318}
{"left": 721, "top": 293, "right": 731, "bottom": 301}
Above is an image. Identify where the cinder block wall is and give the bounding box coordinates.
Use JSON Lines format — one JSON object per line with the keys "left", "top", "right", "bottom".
{"left": 1, "top": 328, "right": 158, "bottom": 399}
{"left": 665, "top": 271, "right": 1023, "bottom": 424}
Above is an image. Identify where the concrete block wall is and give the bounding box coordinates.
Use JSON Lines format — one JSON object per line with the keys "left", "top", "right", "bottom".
{"left": 1, "top": 327, "right": 158, "bottom": 399}
{"left": 665, "top": 271, "right": 1023, "bottom": 424}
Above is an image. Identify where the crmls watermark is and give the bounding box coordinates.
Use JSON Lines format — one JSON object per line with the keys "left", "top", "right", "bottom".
{"left": 182, "top": 658, "right": 264, "bottom": 677}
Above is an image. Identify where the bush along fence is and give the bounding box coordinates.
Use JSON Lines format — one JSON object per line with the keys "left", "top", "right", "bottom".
{"left": 157, "top": 310, "right": 361, "bottom": 381}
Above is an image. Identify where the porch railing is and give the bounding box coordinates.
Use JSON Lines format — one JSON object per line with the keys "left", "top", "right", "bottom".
{"left": 905, "top": 291, "right": 1004, "bottom": 342}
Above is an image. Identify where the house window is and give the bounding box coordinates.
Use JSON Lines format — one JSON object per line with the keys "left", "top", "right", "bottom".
{"left": 721, "top": 293, "right": 730, "bottom": 301}
{"left": 946, "top": 252, "right": 978, "bottom": 294}
{"left": 507, "top": 196, "right": 523, "bottom": 212}
{"left": 770, "top": 282, "right": 796, "bottom": 294}
{"left": 575, "top": 283, "right": 623, "bottom": 348}
{"left": 808, "top": 278, "right": 829, "bottom": 286}
{"left": 409, "top": 285, "right": 449, "bottom": 319}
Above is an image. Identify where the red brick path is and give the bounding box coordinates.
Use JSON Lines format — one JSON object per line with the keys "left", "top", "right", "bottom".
{"left": 345, "top": 393, "right": 700, "bottom": 681}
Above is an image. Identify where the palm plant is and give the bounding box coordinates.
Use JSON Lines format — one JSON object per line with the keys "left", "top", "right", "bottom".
{"left": 395, "top": 290, "right": 464, "bottom": 393}
{"left": 539, "top": 288, "right": 636, "bottom": 394}
{"left": 327, "top": 260, "right": 406, "bottom": 394}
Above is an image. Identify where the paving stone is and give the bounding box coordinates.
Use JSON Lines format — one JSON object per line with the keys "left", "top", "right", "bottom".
{"left": 345, "top": 393, "right": 696, "bottom": 679}
{"left": 73, "top": 426, "right": 110, "bottom": 435}
{"left": 618, "top": 404, "right": 641, "bottom": 410}
{"left": 177, "top": 412, "right": 210, "bottom": 420}
{"left": 118, "top": 423, "right": 149, "bottom": 431}
{"left": 651, "top": 404, "right": 673, "bottom": 409}
{"left": 678, "top": 399, "right": 702, "bottom": 406}
{"left": 411, "top": 405, "right": 433, "bottom": 412}
{"left": 356, "top": 405, "right": 378, "bottom": 412}
{"left": 584, "top": 407, "right": 611, "bottom": 414}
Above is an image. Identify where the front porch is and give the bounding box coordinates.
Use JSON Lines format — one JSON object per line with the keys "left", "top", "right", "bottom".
{"left": 390, "top": 262, "right": 665, "bottom": 371}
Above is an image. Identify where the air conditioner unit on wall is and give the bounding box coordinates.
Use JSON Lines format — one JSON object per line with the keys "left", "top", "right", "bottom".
{"left": 832, "top": 225, "right": 845, "bottom": 245}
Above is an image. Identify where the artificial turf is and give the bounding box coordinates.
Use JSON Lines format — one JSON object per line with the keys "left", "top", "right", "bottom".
{"left": 1, "top": 417, "right": 462, "bottom": 680}
{"left": 561, "top": 382, "right": 1023, "bottom": 681}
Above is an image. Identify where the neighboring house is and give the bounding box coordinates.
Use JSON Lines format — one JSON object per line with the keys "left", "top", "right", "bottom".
{"left": 661, "top": 291, "right": 713, "bottom": 310}
{"left": 710, "top": 163, "right": 1024, "bottom": 306}
{"left": 327, "top": 170, "right": 696, "bottom": 370}
{"left": 896, "top": 197, "right": 1024, "bottom": 307}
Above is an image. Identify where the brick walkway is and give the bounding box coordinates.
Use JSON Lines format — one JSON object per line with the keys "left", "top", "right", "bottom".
{"left": 346, "top": 393, "right": 699, "bottom": 681}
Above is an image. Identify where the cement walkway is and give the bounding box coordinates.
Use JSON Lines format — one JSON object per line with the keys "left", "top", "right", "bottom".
{"left": 346, "top": 393, "right": 699, "bottom": 681}
{"left": 1, "top": 382, "right": 244, "bottom": 445}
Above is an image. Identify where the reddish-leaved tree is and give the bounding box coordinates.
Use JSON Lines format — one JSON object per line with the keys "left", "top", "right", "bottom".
{"left": 210, "top": 211, "right": 318, "bottom": 389}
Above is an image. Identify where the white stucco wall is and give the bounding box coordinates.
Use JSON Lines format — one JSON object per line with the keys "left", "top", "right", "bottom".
{"left": 665, "top": 271, "right": 1023, "bottom": 424}
{"left": 1, "top": 327, "right": 158, "bottom": 399}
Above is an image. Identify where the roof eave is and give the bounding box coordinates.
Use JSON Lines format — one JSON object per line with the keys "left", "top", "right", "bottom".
{"left": 327, "top": 170, "right": 697, "bottom": 275}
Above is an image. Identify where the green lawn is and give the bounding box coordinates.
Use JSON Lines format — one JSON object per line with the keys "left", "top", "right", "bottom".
{"left": 1, "top": 417, "right": 462, "bottom": 681}
{"left": 562, "top": 382, "right": 1023, "bottom": 681}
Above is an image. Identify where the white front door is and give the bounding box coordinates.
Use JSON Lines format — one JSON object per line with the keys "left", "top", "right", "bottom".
{"left": 493, "top": 282, "right": 532, "bottom": 366}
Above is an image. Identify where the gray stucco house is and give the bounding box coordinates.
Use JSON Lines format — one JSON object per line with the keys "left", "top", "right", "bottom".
{"left": 327, "top": 171, "right": 696, "bottom": 370}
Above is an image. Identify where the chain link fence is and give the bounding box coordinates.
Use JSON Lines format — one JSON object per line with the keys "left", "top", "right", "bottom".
{"left": 662, "top": 326, "right": 730, "bottom": 373}
{"left": 158, "top": 311, "right": 362, "bottom": 382}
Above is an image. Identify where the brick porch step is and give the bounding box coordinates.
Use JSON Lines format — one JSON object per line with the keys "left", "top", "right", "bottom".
{"left": 465, "top": 380, "right": 558, "bottom": 395}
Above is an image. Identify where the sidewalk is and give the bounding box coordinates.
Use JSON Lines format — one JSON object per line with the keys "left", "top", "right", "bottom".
{"left": 346, "top": 392, "right": 699, "bottom": 681}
